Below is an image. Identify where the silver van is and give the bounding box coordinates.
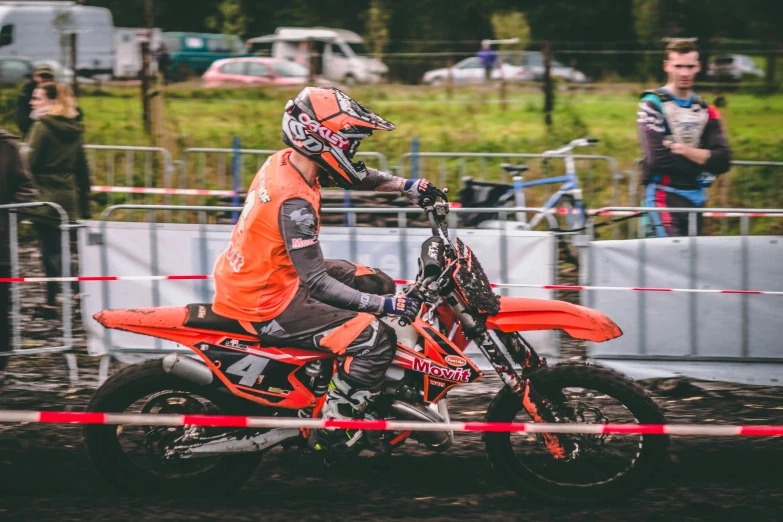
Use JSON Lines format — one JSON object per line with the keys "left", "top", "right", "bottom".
{"left": 0, "top": 1, "right": 114, "bottom": 76}
{"left": 247, "top": 27, "right": 388, "bottom": 85}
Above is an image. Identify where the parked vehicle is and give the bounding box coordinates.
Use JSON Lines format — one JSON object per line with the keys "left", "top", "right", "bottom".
{"left": 706, "top": 54, "right": 764, "bottom": 80}
{"left": 114, "top": 28, "right": 162, "bottom": 79}
{"left": 86, "top": 193, "right": 668, "bottom": 502}
{"left": 246, "top": 27, "right": 388, "bottom": 85}
{"left": 515, "top": 51, "right": 589, "bottom": 83}
{"left": 422, "top": 56, "right": 533, "bottom": 85}
{"left": 202, "top": 57, "right": 329, "bottom": 88}
{"left": 0, "top": 55, "right": 32, "bottom": 85}
{"left": 0, "top": 1, "right": 114, "bottom": 76}
{"left": 161, "top": 32, "right": 245, "bottom": 81}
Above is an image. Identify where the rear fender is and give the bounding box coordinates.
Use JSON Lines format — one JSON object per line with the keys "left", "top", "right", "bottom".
{"left": 485, "top": 297, "right": 622, "bottom": 342}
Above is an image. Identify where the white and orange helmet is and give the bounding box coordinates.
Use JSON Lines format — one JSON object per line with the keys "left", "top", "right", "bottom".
{"left": 282, "top": 87, "right": 395, "bottom": 188}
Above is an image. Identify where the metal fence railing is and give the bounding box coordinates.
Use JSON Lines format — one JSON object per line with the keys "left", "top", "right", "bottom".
{"left": 85, "top": 145, "right": 175, "bottom": 208}
{"left": 396, "top": 151, "right": 629, "bottom": 211}
{"left": 178, "top": 148, "right": 389, "bottom": 198}
{"left": 587, "top": 206, "right": 783, "bottom": 239}
{"left": 630, "top": 159, "right": 783, "bottom": 214}
{"left": 1, "top": 201, "right": 79, "bottom": 384}
{"left": 78, "top": 143, "right": 783, "bottom": 236}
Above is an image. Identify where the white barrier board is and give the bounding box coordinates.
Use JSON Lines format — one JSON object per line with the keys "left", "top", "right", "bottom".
{"left": 79, "top": 222, "right": 556, "bottom": 358}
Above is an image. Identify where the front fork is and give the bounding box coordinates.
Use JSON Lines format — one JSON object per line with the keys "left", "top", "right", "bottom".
{"left": 477, "top": 330, "right": 575, "bottom": 460}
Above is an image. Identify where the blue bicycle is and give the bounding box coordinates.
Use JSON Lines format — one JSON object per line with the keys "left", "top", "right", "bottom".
{"left": 459, "top": 138, "right": 598, "bottom": 232}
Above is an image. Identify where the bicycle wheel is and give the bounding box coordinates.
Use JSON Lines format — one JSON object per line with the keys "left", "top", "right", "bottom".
{"left": 529, "top": 195, "right": 585, "bottom": 232}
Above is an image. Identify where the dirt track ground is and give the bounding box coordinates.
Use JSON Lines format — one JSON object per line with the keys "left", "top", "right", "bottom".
{"left": 1, "top": 352, "right": 783, "bottom": 522}
{"left": 2, "top": 239, "right": 783, "bottom": 520}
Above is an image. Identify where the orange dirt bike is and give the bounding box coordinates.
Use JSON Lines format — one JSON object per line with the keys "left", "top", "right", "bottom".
{"left": 84, "top": 194, "right": 668, "bottom": 503}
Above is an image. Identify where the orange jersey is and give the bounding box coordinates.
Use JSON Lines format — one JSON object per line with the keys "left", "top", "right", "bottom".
{"left": 212, "top": 149, "right": 321, "bottom": 322}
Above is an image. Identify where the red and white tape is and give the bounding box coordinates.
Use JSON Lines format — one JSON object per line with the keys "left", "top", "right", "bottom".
{"left": 488, "top": 283, "right": 783, "bottom": 296}
{"left": 396, "top": 280, "right": 783, "bottom": 296}
{"left": 592, "top": 210, "right": 783, "bottom": 218}
{"left": 1, "top": 275, "right": 781, "bottom": 296}
{"left": 448, "top": 204, "right": 782, "bottom": 218}
{"left": 88, "top": 194, "right": 783, "bottom": 218}
{"left": 0, "top": 275, "right": 211, "bottom": 284}
{"left": 92, "top": 186, "right": 235, "bottom": 197}
{"left": 0, "top": 410, "right": 781, "bottom": 436}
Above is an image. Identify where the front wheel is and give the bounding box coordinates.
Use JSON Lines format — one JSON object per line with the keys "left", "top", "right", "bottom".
{"left": 84, "top": 360, "right": 265, "bottom": 495}
{"left": 484, "top": 364, "right": 669, "bottom": 504}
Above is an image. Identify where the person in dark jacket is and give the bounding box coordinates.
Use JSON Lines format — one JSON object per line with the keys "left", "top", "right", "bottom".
{"left": 15, "top": 64, "right": 55, "bottom": 139}
{"left": 155, "top": 43, "right": 171, "bottom": 83}
{"left": 27, "top": 82, "right": 91, "bottom": 317}
{"left": 0, "top": 130, "right": 39, "bottom": 380}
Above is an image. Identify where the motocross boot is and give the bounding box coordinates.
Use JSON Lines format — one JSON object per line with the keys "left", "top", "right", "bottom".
{"left": 309, "top": 374, "right": 380, "bottom": 454}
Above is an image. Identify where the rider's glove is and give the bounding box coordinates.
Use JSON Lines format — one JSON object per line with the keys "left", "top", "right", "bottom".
{"left": 403, "top": 178, "right": 446, "bottom": 205}
{"left": 380, "top": 295, "right": 421, "bottom": 320}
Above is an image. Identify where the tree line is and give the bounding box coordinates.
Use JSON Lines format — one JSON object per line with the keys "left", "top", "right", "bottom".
{"left": 85, "top": 0, "right": 782, "bottom": 83}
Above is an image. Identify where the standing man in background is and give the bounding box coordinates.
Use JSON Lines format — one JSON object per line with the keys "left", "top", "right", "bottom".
{"left": 477, "top": 41, "right": 498, "bottom": 82}
{"left": 637, "top": 39, "right": 731, "bottom": 237}
{"left": 155, "top": 43, "right": 171, "bottom": 83}
{"left": 0, "top": 129, "right": 38, "bottom": 383}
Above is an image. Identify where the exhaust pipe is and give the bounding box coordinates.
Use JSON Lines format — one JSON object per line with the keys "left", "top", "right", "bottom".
{"left": 162, "top": 353, "right": 214, "bottom": 386}
{"left": 390, "top": 400, "right": 453, "bottom": 450}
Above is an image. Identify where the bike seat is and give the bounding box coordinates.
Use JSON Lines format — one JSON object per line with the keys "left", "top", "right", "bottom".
{"left": 500, "top": 163, "right": 529, "bottom": 174}
{"left": 184, "top": 303, "right": 255, "bottom": 336}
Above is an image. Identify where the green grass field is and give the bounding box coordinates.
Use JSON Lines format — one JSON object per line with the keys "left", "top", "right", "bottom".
{"left": 3, "top": 82, "right": 782, "bottom": 215}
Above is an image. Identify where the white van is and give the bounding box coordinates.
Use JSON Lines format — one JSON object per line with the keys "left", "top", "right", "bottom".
{"left": 114, "top": 28, "right": 161, "bottom": 78}
{"left": 0, "top": 1, "right": 114, "bottom": 76}
{"left": 246, "top": 27, "right": 388, "bottom": 85}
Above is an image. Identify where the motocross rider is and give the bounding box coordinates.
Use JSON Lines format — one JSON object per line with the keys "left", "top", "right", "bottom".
{"left": 212, "top": 87, "right": 445, "bottom": 453}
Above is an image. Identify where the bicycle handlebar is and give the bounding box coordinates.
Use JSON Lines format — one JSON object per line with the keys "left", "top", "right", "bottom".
{"left": 542, "top": 137, "right": 599, "bottom": 157}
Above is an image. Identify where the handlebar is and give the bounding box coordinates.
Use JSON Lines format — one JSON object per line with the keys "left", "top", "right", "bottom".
{"left": 427, "top": 208, "right": 440, "bottom": 236}
{"left": 420, "top": 187, "right": 450, "bottom": 237}
{"left": 542, "top": 137, "right": 599, "bottom": 157}
{"left": 396, "top": 188, "right": 452, "bottom": 327}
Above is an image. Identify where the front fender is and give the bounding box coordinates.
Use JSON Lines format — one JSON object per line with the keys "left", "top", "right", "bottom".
{"left": 485, "top": 297, "right": 622, "bottom": 342}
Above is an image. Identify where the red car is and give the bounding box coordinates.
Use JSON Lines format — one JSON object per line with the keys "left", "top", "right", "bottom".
{"left": 202, "top": 57, "right": 319, "bottom": 87}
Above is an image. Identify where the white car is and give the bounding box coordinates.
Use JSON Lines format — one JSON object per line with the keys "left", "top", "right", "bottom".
{"left": 516, "top": 52, "right": 589, "bottom": 83}
{"left": 422, "top": 57, "right": 533, "bottom": 85}
{"left": 707, "top": 54, "right": 764, "bottom": 80}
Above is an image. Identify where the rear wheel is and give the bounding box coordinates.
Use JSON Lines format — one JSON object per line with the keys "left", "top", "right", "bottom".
{"left": 84, "top": 360, "right": 264, "bottom": 495}
{"left": 484, "top": 364, "right": 669, "bottom": 504}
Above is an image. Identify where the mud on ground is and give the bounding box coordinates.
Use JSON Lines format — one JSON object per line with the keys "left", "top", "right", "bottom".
{"left": 2, "top": 239, "right": 782, "bottom": 521}
{"left": 1, "top": 353, "right": 783, "bottom": 522}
